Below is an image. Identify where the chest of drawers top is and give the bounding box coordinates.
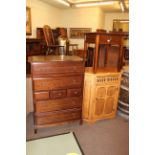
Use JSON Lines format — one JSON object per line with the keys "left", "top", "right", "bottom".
{"left": 28, "top": 55, "right": 83, "bottom": 63}
{"left": 28, "top": 55, "right": 84, "bottom": 77}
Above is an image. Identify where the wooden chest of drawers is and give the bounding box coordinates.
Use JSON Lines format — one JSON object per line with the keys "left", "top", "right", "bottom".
{"left": 28, "top": 55, "right": 85, "bottom": 133}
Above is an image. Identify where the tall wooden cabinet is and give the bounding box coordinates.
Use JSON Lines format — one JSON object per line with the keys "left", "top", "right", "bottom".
{"left": 28, "top": 55, "right": 85, "bottom": 133}
{"left": 83, "top": 72, "right": 121, "bottom": 123}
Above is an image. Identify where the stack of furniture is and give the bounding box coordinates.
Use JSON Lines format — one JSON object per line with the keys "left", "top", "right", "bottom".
{"left": 82, "top": 32, "right": 128, "bottom": 123}
{"left": 28, "top": 55, "right": 85, "bottom": 133}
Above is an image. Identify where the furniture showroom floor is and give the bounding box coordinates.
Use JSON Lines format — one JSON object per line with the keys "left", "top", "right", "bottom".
{"left": 27, "top": 113, "right": 129, "bottom": 155}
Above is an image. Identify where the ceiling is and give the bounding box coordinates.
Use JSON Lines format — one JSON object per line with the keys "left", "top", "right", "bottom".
{"left": 40, "top": 0, "right": 129, "bottom": 13}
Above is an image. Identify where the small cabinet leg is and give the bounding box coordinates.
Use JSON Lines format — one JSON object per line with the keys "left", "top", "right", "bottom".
{"left": 34, "top": 129, "right": 37, "bottom": 134}
{"left": 80, "top": 119, "right": 83, "bottom": 125}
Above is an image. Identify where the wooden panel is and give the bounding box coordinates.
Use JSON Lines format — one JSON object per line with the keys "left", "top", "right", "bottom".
{"left": 85, "top": 34, "right": 96, "bottom": 43}
{"left": 95, "top": 99, "right": 105, "bottom": 116}
{"left": 33, "top": 76, "right": 83, "bottom": 91}
{"left": 107, "top": 86, "right": 117, "bottom": 96}
{"left": 35, "top": 108, "right": 81, "bottom": 125}
{"left": 104, "top": 97, "right": 115, "bottom": 114}
{"left": 106, "top": 46, "right": 120, "bottom": 67}
{"left": 82, "top": 74, "right": 92, "bottom": 120}
{"left": 96, "top": 87, "right": 106, "bottom": 98}
{"left": 99, "top": 35, "right": 108, "bottom": 44}
{"left": 35, "top": 97, "right": 82, "bottom": 112}
{"left": 67, "top": 88, "right": 82, "bottom": 97}
{"left": 34, "top": 91, "right": 49, "bottom": 100}
{"left": 110, "top": 35, "right": 122, "bottom": 45}
{"left": 50, "top": 89, "right": 66, "bottom": 99}
{"left": 32, "top": 62, "right": 84, "bottom": 77}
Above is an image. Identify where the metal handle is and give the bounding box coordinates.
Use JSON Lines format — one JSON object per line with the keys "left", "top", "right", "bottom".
{"left": 107, "top": 37, "right": 112, "bottom": 43}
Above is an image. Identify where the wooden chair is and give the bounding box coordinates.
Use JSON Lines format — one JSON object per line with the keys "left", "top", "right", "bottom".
{"left": 56, "top": 27, "right": 78, "bottom": 55}
{"left": 43, "top": 25, "right": 65, "bottom": 55}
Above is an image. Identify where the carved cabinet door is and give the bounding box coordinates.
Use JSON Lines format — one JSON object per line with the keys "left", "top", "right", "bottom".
{"left": 93, "top": 85, "right": 119, "bottom": 120}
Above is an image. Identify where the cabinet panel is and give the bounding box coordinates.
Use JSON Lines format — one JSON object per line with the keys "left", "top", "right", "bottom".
{"left": 35, "top": 97, "right": 82, "bottom": 112}
{"left": 34, "top": 91, "right": 49, "bottom": 100}
{"left": 33, "top": 76, "right": 83, "bottom": 91}
{"left": 35, "top": 109, "right": 81, "bottom": 125}
{"left": 32, "top": 62, "right": 84, "bottom": 77}
{"left": 67, "top": 88, "right": 82, "bottom": 97}
{"left": 94, "top": 98, "right": 105, "bottom": 116}
{"left": 50, "top": 89, "right": 66, "bottom": 99}
{"left": 104, "top": 97, "right": 115, "bottom": 114}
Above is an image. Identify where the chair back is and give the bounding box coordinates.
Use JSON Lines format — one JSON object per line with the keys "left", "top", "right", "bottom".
{"left": 43, "top": 25, "right": 55, "bottom": 46}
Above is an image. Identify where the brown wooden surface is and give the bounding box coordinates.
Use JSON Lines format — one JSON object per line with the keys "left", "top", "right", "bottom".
{"left": 82, "top": 72, "right": 121, "bottom": 123}
{"left": 28, "top": 55, "right": 83, "bottom": 62}
{"left": 35, "top": 97, "right": 82, "bottom": 112}
{"left": 26, "top": 38, "right": 45, "bottom": 74}
{"left": 34, "top": 91, "right": 49, "bottom": 101}
{"left": 30, "top": 55, "right": 84, "bottom": 131}
{"left": 33, "top": 76, "right": 83, "bottom": 91}
{"left": 35, "top": 108, "right": 81, "bottom": 125}
{"left": 84, "top": 32, "right": 128, "bottom": 73}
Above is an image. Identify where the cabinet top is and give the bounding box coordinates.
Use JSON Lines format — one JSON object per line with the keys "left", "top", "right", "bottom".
{"left": 28, "top": 55, "right": 83, "bottom": 63}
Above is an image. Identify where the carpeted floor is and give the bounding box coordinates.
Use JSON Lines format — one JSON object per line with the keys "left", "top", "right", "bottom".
{"left": 27, "top": 113, "right": 129, "bottom": 155}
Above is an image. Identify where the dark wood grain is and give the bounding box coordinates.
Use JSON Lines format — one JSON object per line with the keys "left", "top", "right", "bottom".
{"left": 35, "top": 108, "right": 81, "bottom": 125}
{"left": 29, "top": 55, "right": 84, "bottom": 132}
{"left": 84, "top": 32, "right": 128, "bottom": 73}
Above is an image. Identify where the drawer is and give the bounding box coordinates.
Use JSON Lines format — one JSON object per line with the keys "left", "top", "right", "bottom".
{"left": 109, "top": 36, "right": 122, "bottom": 45}
{"left": 33, "top": 76, "right": 83, "bottom": 91}
{"left": 35, "top": 97, "right": 82, "bottom": 112}
{"left": 50, "top": 89, "right": 66, "bottom": 99}
{"left": 34, "top": 91, "right": 49, "bottom": 100}
{"left": 32, "top": 62, "right": 84, "bottom": 77}
{"left": 99, "top": 35, "right": 108, "bottom": 44}
{"left": 67, "top": 88, "right": 82, "bottom": 97}
{"left": 35, "top": 108, "right": 81, "bottom": 125}
{"left": 99, "top": 35, "right": 122, "bottom": 45}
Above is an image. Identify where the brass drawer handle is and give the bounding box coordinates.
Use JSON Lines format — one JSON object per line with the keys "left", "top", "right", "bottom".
{"left": 107, "top": 38, "right": 112, "bottom": 43}
{"left": 74, "top": 91, "right": 78, "bottom": 94}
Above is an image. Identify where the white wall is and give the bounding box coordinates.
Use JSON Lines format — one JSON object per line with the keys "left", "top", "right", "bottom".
{"left": 26, "top": 0, "right": 128, "bottom": 47}
{"left": 104, "top": 12, "right": 129, "bottom": 32}
{"left": 26, "top": 0, "right": 61, "bottom": 38}
{"left": 59, "top": 7, "right": 105, "bottom": 48}
{"left": 26, "top": 0, "right": 105, "bottom": 48}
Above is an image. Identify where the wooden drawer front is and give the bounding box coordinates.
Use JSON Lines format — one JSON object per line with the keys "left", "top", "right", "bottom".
{"left": 67, "top": 88, "right": 82, "bottom": 97}
{"left": 99, "top": 35, "right": 108, "bottom": 44}
{"left": 99, "top": 35, "right": 121, "bottom": 45}
{"left": 110, "top": 36, "right": 122, "bottom": 45}
{"left": 50, "top": 89, "right": 66, "bottom": 99}
{"left": 34, "top": 91, "right": 49, "bottom": 100}
{"left": 33, "top": 76, "right": 83, "bottom": 91}
{"left": 35, "top": 97, "right": 82, "bottom": 112}
{"left": 35, "top": 109, "right": 81, "bottom": 125}
{"left": 32, "top": 63, "right": 84, "bottom": 76}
